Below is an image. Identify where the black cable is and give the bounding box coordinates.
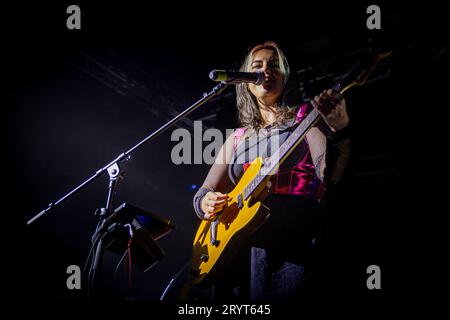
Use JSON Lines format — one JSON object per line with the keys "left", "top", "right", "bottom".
{"left": 113, "top": 223, "right": 134, "bottom": 280}
{"left": 113, "top": 245, "right": 129, "bottom": 280}
{"left": 160, "top": 260, "right": 191, "bottom": 300}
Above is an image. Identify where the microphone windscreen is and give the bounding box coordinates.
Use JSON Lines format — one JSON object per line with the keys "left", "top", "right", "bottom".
{"left": 209, "top": 70, "right": 226, "bottom": 81}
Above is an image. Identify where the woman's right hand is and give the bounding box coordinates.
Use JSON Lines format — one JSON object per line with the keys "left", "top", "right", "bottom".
{"left": 201, "top": 191, "right": 228, "bottom": 220}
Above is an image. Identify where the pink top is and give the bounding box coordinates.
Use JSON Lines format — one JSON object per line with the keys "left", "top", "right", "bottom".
{"left": 233, "top": 104, "right": 323, "bottom": 202}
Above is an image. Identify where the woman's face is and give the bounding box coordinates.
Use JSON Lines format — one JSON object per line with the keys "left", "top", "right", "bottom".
{"left": 248, "top": 48, "right": 284, "bottom": 106}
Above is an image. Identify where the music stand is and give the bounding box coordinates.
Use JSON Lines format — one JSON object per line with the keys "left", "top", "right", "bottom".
{"left": 102, "top": 202, "right": 174, "bottom": 272}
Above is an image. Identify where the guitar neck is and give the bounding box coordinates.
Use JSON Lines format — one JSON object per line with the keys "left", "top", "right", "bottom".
{"left": 267, "top": 106, "right": 321, "bottom": 175}
{"left": 243, "top": 105, "right": 321, "bottom": 200}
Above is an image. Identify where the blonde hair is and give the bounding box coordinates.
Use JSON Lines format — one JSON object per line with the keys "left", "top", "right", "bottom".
{"left": 236, "top": 41, "right": 298, "bottom": 130}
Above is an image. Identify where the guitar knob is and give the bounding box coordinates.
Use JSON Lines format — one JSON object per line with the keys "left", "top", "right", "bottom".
{"left": 200, "top": 254, "right": 209, "bottom": 262}
{"left": 211, "top": 240, "right": 220, "bottom": 247}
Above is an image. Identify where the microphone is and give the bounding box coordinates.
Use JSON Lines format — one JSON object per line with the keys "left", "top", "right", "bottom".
{"left": 209, "top": 70, "right": 265, "bottom": 85}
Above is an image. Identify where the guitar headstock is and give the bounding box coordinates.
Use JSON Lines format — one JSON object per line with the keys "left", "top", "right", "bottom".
{"left": 338, "top": 47, "right": 393, "bottom": 95}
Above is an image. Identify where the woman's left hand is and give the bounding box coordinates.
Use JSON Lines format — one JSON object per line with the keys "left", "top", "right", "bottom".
{"left": 311, "top": 89, "right": 349, "bottom": 132}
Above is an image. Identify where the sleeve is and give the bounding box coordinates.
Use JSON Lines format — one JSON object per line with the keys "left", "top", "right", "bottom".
{"left": 192, "top": 130, "right": 236, "bottom": 219}
{"left": 323, "top": 122, "right": 352, "bottom": 185}
{"left": 305, "top": 104, "right": 352, "bottom": 185}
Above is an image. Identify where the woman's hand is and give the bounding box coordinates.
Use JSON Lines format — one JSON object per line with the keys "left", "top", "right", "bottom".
{"left": 311, "top": 89, "right": 349, "bottom": 132}
{"left": 201, "top": 191, "right": 228, "bottom": 220}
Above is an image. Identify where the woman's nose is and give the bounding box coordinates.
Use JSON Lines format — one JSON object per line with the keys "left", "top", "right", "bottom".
{"left": 262, "top": 64, "right": 272, "bottom": 75}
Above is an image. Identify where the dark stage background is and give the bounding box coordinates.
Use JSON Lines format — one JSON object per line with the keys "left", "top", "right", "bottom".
{"left": 6, "top": 1, "right": 447, "bottom": 308}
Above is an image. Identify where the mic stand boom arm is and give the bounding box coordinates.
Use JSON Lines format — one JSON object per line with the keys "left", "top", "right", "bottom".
{"left": 26, "top": 81, "right": 231, "bottom": 225}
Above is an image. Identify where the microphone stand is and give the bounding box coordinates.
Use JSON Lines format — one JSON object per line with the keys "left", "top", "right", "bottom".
{"left": 26, "top": 80, "right": 231, "bottom": 298}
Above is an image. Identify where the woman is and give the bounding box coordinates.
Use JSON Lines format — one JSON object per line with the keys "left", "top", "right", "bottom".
{"left": 192, "top": 41, "right": 351, "bottom": 300}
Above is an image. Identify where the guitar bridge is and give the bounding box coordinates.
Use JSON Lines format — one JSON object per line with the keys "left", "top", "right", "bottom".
{"left": 210, "top": 219, "right": 220, "bottom": 246}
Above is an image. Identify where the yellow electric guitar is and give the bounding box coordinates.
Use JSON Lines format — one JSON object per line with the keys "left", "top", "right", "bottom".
{"left": 191, "top": 48, "right": 392, "bottom": 286}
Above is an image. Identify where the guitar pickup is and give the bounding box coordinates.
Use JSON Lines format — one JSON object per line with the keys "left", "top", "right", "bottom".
{"left": 237, "top": 193, "right": 243, "bottom": 209}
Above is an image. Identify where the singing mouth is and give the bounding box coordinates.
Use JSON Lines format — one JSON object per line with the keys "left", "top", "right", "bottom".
{"left": 263, "top": 77, "right": 274, "bottom": 85}
{"left": 262, "top": 78, "right": 275, "bottom": 87}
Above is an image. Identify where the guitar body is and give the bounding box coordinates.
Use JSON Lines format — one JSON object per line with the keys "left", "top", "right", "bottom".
{"left": 191, "top": 157, "right": 271, "bottom": 286}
